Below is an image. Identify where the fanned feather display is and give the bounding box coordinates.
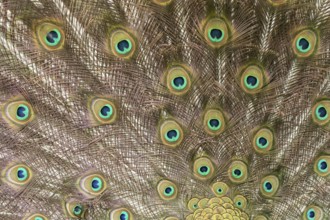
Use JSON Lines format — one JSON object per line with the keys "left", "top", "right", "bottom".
{"left": 0, "top": 0, "right": 330, "bottom": 219}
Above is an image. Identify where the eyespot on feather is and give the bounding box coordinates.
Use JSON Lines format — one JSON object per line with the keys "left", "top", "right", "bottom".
{"left": 1, "top": 163, "right": 33, "bottom": 189}
{"left": 211, "top": 181, "right": 229, "bottom": 197}
{"left": 63, "top": 199, "right": 88, "bottom": 219}
{"left": 90, "top": 97, "right": 118, "bottom": 125}
{"left": 252, "top": 127, "right": 274, "bottom": 153}
{"left": 228, "top": 160, "right": 248, "bottom": 184}
{"left": 108, "top": 207, "right": 134, "bottom": 220}
{"left": 292, "top": 28, "right": 318, "bottom": 58}
{"left": 193, "top": 157, "right": 215, "bottom": 181}
{"left": 35, "top": 21, "right": 65, "bottom": 51}
{"left": 233, "top": 195, "right": 248, "bottom": 210}
{"left": 164, "top": 65, "right": 192, "bottom": 96}
{"left": 23, "top": 213, "right": 49, "bottom": 220}
{"left": 187, "top": 198, "right": 200, "bottom": 211}
{"left": 313, "top": 155, "right": 329, "bottom": 177}
{"left": 239, "top": 65, "right": 267, "bottom": 95}
{"left": 76, "top": 173, "right": 107, "bottom": 198}
{"left": 259, "top": 175, "right": 280, "bottom": 198}
{"left": 202, "top": 17, "right": 231, "bottom": 48}
{"left": 108, "top": 28, "right": 137, "bottom": 59}
{"left": 159, "top": 119, "right": 184, "bottom": 148}
{"left": 203, "top": 109, "right": 226, "bottom": 136}
{"left": 157, "top": 179, "right": 178, "bottom": 201}
{"left": 2, "top": 100, "right": 35, "bottom": 127}
{"left": 302, "top": 205, "right": 324, "bottom": 220}
{"left": 311, "top": 100, "right": 330, "bottom": 127}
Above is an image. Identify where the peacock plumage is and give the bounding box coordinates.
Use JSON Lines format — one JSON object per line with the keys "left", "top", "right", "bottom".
{"left": 0, "top": 0, "right": 329, "bottom": 219}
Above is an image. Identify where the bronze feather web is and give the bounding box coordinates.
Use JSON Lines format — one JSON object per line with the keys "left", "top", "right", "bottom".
{"left": 0, "top": 0, "right": 329, "bottom": 219}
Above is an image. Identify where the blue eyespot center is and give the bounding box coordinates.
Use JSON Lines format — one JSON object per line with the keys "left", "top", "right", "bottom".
{"left": 17, "top": 170, "right": 24, "bottom": 178}
{"left": 91, "top": 177, "right": 103, "bottom": 192}
{"left": 167, "top": 130, "right": 177, "bottom": 139}
{"left": 100, "top": 104, "right": 113, "bottom": 118}
{"left": 172, "top": 76, "right": 186, "bottom": 89}
{"left": 17, "top": 106, "right": 26, "bottom": 117}
{"left": 173, "top": 77, "right": 184, "bottom": 87}
{"left": 92, "top": 180, "right": 99, "bottom": 188}
{"left": 317, "top": 106, "right": 327, "bottom": 120}
{"left": 165, "top": 187, "right": 172, "bottom": 194}
{"left": 258, "top": 137, "right": 267, "bottom": 146}
{"left": 246, "top": 75, "right": 258, "bottom": 87}
{"left": 210, "top": 29, "right": 223, "bottom": 40}
{"left": 35, "top": 217, "right": 44, "bottom": 220}
{"left": 298, "top": 38, "right": 309, "bottom": 51}
{"left": 117, "top": 40, "right": 130, "bottom": 52}
{"left": 44, "top": 29, "right": 62, "bottom": 47}
{"left": 265, "top": 181, "right": 272, "bottom": 191}
{"left": 217, "top": 188, "right": 222, "bottom": 193}
{"left": 307, "top": 208, "right": 315, "bottom": 220}
{"left": 198, "top": 164, "right": 211, "bottom": 176}
{"left": 208, "top": 118, "right": 221, "bottom": 131}
{"left": 234, "top": 169, "right": 242, "bottom": 177}
{"left": 74, "top": 205, "right": 82, "bottom": 215}
{"left": 17, "top": 168, "right": 27, "bottom": 181}
{"left": 46, "top": 30, "right": 59, "bottom": 44}
{"left": 120, "top": 211, "right": 129, "bottom": 220}
{"left": 237, "top": 201, "right": 242, "bottom": 206}
{"left": 320, "top": 161, "right": 327, "bottom": 170}
{"left": 101, "top": 106, "right": 111, "bottom": 116}
{"left": 200, "top": 166, "right": 208, "bottom": 173}
{"left": 318, "top": 159, "right": 328, "bottom": 172}
{"left": 16, "top": 105, "right": 29, "bottom": 120}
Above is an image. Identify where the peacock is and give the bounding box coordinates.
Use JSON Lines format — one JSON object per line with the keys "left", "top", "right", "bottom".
{"left": 0, "top": 0, "right": 329, "bottom": 219}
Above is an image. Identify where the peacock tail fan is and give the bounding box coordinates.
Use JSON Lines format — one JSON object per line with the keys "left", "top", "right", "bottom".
{"left": 0, "top": 0, "right": 329, "bottom": 219}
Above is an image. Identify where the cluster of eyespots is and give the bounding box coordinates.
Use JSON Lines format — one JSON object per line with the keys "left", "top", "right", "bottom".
{"left": 185, "top": 197, "right": 249, "bottom": 220}
{"left": 109, "top": 28, "right": 137, "bottom": 59}
{"left": 302, "top": 205, "right": 324, "bottom": 220}
{"left": 159, "top": 119, "right": 184, "bottom": 148}
{"left": 2, "top": 163, "right": 33, "bottom": 189}
{"left": 23, "top": 213, "right": 48, "bottom": 220}
{"left": 90, "top": 98, "right": 117, "bottom": 125}
{"left": 202, "top": 17, "right": 230, "bottom": 48}
{"left": 292, "top": 28, "right": 318, "bottom": 58}
{"left": 228, "top": 160, "right": 248, "bottom": 184}
{"left": 193, "top": 157, "right": 215, "bottom": 181}
{"left": 211, "top": 181, "right": 229, "bottom": 197}
{"left": 233, "top": 195, "right": 247, "bottom": 210}
{"left": 36, "top": 21, "right": 65, "bottom": 51}
{"left": 2, "top": 100, "right": 35, "bottom": 127}
{"left": 164, "top": 65, "right": 193, "bottom": 96}
{"left": 314, "top": 155, "right": 329, "bottom": 177}
{"left": 311, "top": 100, "right": 330, "bottom": 127}
{"left": 252, "top": 127, "right": 274, "bottom": 154}
{"left": 259, "top": 175, "right": 279, "bottom": 198}
{"left": 203, "top": 109, "right": 226, "bottom": 136}
{"left": 77, "top": 173, "right": 107, "bottom": 198}
{"left": 157, "top": 179, "right": 178, "bottom": 201}
{"left": 109, "top": 208, "right": 133, "bottom": 220}
{"left": 240, "top": 65, "right": 267, "bottom": 95}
